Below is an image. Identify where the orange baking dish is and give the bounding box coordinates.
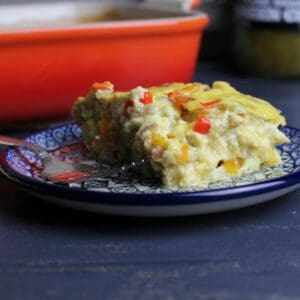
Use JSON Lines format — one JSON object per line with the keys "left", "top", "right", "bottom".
{"left": 0, "top": 2, "right": 209, "bottom": 126}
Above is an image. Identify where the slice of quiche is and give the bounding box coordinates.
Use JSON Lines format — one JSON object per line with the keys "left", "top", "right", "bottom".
{"left": 72, "top": 80, "right": 289, "bottom": 186}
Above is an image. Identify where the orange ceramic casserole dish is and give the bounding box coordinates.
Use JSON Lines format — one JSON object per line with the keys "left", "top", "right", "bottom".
{"left": 0, "top": 2, "right": 209, "bottom": 126}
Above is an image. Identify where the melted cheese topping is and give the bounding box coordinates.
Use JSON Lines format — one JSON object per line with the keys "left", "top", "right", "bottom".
{"left": 147, "top": 81, "right": 285, "bottom": 125}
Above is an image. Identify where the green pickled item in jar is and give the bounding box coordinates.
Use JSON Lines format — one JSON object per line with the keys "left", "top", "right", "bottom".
{"left": 233, "top": 0, "right": 300, "bottom": 78}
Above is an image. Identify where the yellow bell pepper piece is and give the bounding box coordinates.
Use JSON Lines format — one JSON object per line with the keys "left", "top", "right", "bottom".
{"left": 177, "top": 144, "right": 189, "bottom": 165}
{"left": 223, "top": 158, "right": 241, "bottom": 175}
{"left": 151, "top": 134, "right": 168, "bottom": 150}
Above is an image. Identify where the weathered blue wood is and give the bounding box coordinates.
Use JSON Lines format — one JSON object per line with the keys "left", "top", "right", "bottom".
{"left": 0, "top": 63, "right": 300, "bottom": 300}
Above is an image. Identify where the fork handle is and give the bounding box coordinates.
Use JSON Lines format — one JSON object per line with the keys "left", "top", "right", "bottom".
{"left": 0, "top": 135, "right": 49, "bottom": 158}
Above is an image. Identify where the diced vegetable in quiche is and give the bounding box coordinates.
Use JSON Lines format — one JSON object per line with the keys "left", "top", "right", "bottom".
{"left": 72, "top": 81, "right": 289, "bottom": 186}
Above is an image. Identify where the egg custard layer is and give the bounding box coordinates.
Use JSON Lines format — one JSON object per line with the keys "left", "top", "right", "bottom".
{"left": 72, "top": 81, "right": 289, "bottom": 187}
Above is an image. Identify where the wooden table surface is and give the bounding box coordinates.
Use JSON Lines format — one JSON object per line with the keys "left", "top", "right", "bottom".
{"left": 1, "top": 63, "right": 300, "bottom": 300}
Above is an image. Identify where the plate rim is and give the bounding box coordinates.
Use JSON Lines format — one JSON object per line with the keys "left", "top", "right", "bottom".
{"left": 0, "top": 123, "right": 300, "bottom": 206}
{"left": 1, "top": 156, "right": 300, "bottom": 206}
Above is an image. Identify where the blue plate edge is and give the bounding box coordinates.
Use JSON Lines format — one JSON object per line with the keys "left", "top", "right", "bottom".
{"left": 0, "top": 123, "right": 300, "bottom": 206}
{"left": 1, "top": 148, "right": 300, "bottom": 206}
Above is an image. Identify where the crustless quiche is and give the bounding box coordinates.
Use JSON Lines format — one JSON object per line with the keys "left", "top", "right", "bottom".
{"left": 72, "top": 81, "right": 289, "bottom": 186}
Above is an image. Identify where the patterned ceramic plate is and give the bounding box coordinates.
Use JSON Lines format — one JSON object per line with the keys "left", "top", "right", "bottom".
{"left": 1, "top": 123, "right": 300, "bottom": 216}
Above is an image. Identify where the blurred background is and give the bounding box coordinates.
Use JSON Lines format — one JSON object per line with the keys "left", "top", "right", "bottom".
{"left": 0, "top": 0, "right": 232, "bottom": 61}
{"left": 0, "top": 0, "right": 299, "bottom": 128}
{"left": 1, "top": 0, "right": 299, "bottom": 72}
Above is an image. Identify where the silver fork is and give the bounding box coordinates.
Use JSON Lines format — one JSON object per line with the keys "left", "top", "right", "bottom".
{"left": 0, "top": 135, "right": 146, "bottom": 183}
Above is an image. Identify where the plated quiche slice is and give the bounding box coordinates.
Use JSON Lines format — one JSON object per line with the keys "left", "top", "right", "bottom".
{"left": 72, "top": 81, "right": 289, "bottom": 186}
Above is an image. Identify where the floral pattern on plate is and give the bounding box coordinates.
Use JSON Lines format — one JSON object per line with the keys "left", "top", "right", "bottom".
{"left": 4, "top": 123, "right": 300, "bottom": 194}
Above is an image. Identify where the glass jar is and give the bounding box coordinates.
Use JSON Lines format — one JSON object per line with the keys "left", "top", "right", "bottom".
{"left": 233, "top": 0, "right": 300, "bottom": 77}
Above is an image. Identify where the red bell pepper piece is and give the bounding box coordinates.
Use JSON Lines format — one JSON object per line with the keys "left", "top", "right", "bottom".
{"left": 92, "top": 81, "right": 112, "bottom": 92}
{"left": 140, "top": 91, "right": 153, "bottom": 105}
{"left": 193, "top": 116, "right": 211, "bottom": 134}
{"left": 201, "top": 99, "right": 220, "bottom": 108}
{"left": 167, "top": 92, "right": 190, "bottom": 107}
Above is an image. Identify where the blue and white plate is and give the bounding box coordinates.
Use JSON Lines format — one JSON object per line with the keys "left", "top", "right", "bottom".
{"left": 1, "top": 123, "right": 300, "bottom": 217}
